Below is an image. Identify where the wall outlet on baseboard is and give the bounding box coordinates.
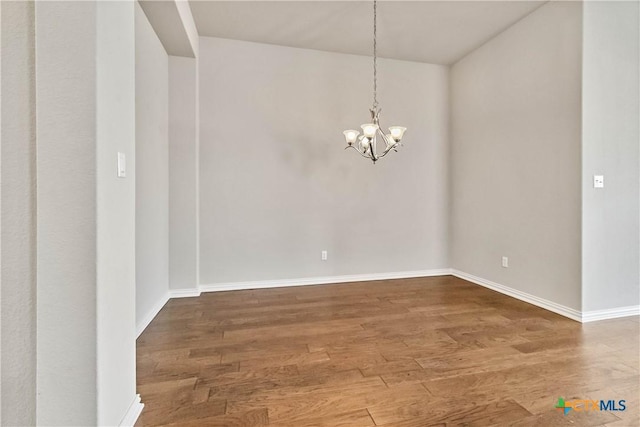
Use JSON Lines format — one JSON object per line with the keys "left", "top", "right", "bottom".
{"left": 502, "top": 256, "right": 509, "bottom": 268}
{"left": 321, "top": 250, "right": 328, "bottom": 261}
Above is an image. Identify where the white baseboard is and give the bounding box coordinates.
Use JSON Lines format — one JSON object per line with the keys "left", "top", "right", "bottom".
{"left": 582, "top": 305, "right": 640, "bottom": 323}
{"left": 119, "top": 394, "right": 144, "bottom": 427}
{"left": 452, "top": 269, "right": 640, "bottom": 323}
{"left": 451, "top": 269, "right": 583, "bottom": 322}
{"left": 136, "top": 292, "right": 169, "bottom": 338}
{"left": 138, "top": 270, "right": 639, "bottom": 339}
{"left": 136, "top": 270, "right": 449, "bottom": 337}
{"left": 199, "top": 269, "right": 452, "bottom": 293}
{"left": 168, "top": 288, "right": 202, "bottom": 298}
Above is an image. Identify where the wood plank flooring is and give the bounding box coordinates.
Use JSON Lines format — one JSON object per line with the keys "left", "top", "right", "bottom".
{"left": 136, "top": 276, "right": 639, "bottom": 426}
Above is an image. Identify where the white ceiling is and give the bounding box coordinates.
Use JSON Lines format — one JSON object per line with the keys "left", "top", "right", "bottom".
{"left": 189, "top": 1, "right": 547, "bottom": 65}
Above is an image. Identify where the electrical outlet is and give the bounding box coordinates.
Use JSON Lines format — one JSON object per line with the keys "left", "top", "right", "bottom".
{"left": 321, "top": 250, "right": 328, "bottom": 261}
{"left": 502, "top": 256, "right": 509, "bottom": 268}
{"left": 593, "top": 175, "right": 604, "bottom": 188}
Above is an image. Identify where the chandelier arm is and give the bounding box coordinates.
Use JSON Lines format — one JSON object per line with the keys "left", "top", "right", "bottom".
{"left": 377, "top": 128, "right": 395, "bottom": 147}
{"left": 370, "top": 138, "right": 379, "bottom": 162}
{"left": 377, "top": 148, "right": 394, "bottom": 159}
{"left": 373, "top": 129, "right": 398, "bottom": 159}
{"left": 344, "top": 144, "right": 374, "bottom": 159}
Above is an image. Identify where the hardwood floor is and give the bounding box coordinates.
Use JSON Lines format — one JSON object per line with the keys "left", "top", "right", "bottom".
{"left": 136, "top": 276, "right": 639, "bottom": 426}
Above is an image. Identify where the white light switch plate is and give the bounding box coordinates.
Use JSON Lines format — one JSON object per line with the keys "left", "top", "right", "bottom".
{"left": 117, "top": 152, "right": 126, "bottom": 178}
{"left": 593, "top": 175, "right": 604, "bottom": 188}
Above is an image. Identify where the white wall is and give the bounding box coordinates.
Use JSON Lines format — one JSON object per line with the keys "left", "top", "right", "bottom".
{"left": 582, "top": 1, "right": 640, "bottom": 312}
{"left": 34, "top": 2, "right": 139, "bottom": 425}
{"left": 1, "top": 2, "right": 36, "bottom": 425}
{"left": 198, "top": 37, "right": 450, "bottom": 286}
{"left": 136, "top": 2, "right": 170, "bottom": 330}
{"left": 96, "top": 1, "right": 137, "bottom": 425}
{"left": 450, "top": 2, "right": 583, "bottom": 310}
{"left": 35, "top": 1, "right": 98, "bottom": 423}
{"left": 169, "top": 56, "right": 199, "bottom": 291}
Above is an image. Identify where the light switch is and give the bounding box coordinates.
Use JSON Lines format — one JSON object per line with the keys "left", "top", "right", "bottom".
{"left": 593, "top": 175, "right": 604, "bottom": 188}
{"left": 117, "top": 152, "right": 126, "bottom": 178}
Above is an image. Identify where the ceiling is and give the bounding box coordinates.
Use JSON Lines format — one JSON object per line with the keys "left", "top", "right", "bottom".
{"left": 189, "top": 1, "right": 547, "bottom": 65}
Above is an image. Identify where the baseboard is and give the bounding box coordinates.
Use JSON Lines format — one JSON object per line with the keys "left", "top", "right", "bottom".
{"left": 199, "top": 269, "right": 452, "bottom": 293}
{"left": 136, "top": 270, "right": 449, "bottom": 338}
{"left": 137, "top": 269, "right": 638, "bottom": 346}
{"left": 168, "top": 288, "right": 202, "bottom": 298}
{"left": 451, "top": 269, "right": 583, "bottom": 322}
{"left": 119, "top": 394, "right": 144, "bottom": 427}
{"left": 136, "top": 292, "right": 169, "bottom": 338}
{"left": 582, "top": 305, "right": 640, "bottom": 323}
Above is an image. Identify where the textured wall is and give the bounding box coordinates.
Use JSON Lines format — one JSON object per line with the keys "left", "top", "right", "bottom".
{"left": 1, "top": 2, "right": 36, "bottom": 425}
{"left": 169, "top": 56, "right": 199, "bottom": 291}
{"left": 451, "top": 2, "right": 583, "bottom": 310}
{"left": 96, "top": 1, "right": 138, "bottom": 425}
{"left": 198, "top": 37, "right": 450, "bottom": 285}
{"left": 582, "top": 1, "right": 640, "bottom": 312}
{"left": 135, "top": 2, "right": 170, "bottom": 328}
{"left": 35, "top": 1, "right": 98, "bottom": 424}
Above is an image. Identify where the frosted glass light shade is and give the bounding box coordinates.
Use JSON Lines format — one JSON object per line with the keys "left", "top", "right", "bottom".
{"left": 359, "top": 137, "right": 370, "bottom": 152}
{"left": 385, "top": 134, "right": 395, "bottom": 146}
{"left": 361, "top": 123, "right": 379, "bottom": 138}
{"left": 343, "top": 130, "right": 360, "bottom": 145}
{"left": 389, "top": 126, "right": 407, "bottom": 142}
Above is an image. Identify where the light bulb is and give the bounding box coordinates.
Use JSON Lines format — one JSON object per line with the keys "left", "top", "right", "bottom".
{"left": 389, "top": 126, "right": 407, "bottom": 142}
{"left": 361, "top": 123, "right": 378, "bottom": 139}
{"left": 343, "top": 130, "right": 360, "bottom": 145}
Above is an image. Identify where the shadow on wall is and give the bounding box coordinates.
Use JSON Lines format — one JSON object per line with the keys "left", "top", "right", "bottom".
{"left": 260, "top": 70, "right": 352, "bottom": 180}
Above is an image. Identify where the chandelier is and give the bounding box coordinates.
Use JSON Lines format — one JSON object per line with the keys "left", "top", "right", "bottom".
{"left": 342, "top": 0, "right": 407, "bottom": 163}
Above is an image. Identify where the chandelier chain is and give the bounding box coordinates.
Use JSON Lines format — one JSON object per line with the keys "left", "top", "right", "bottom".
{"left": 342, "top": 0, "right": 406, "bottom": 163}
{"left": 373, "top": 0, "right": 378, "bottom": 110}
